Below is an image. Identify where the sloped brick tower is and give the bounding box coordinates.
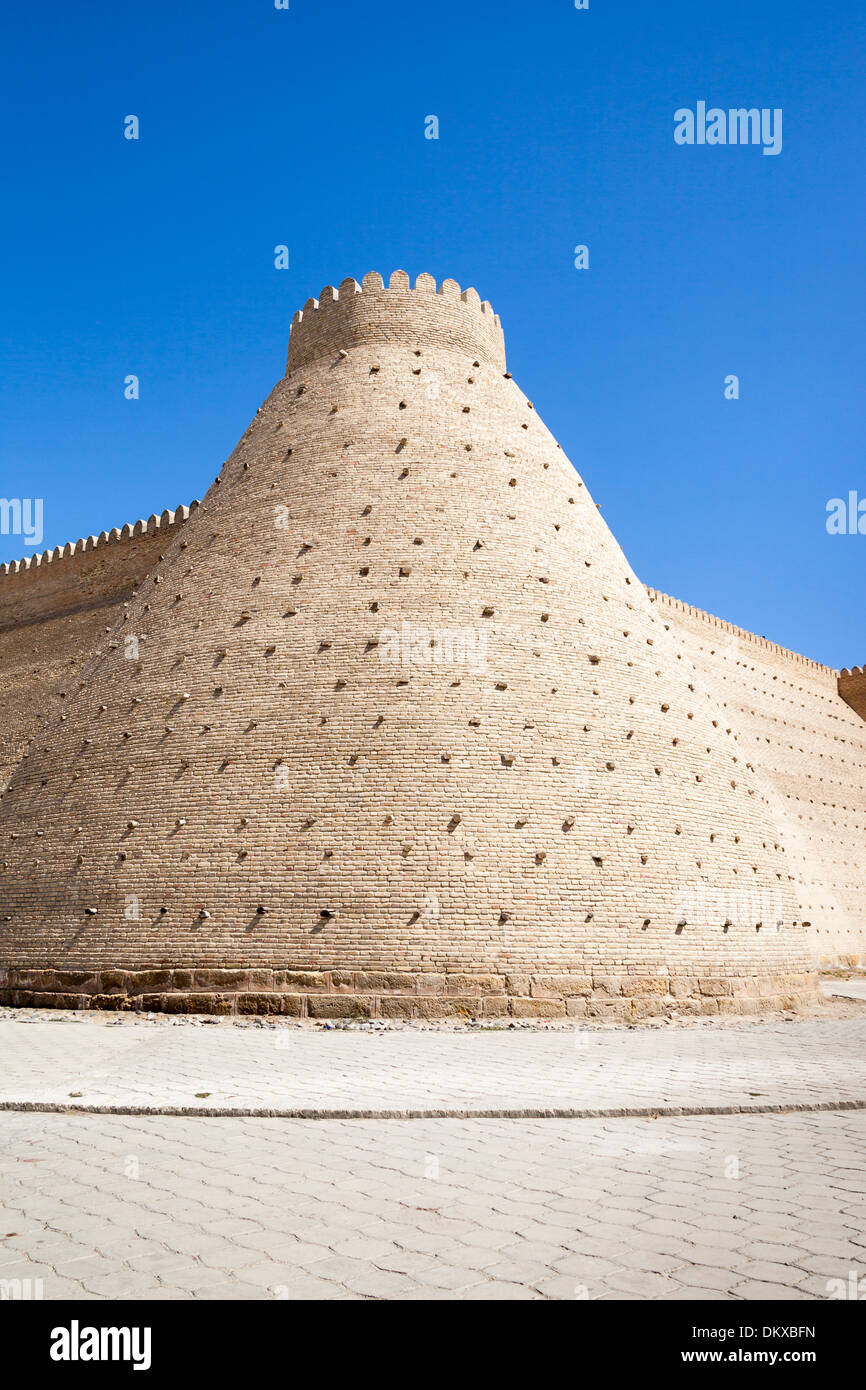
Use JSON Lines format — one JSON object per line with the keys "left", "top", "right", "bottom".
{"left": 0, "top": 271, "right": 819, "bottom": 1017}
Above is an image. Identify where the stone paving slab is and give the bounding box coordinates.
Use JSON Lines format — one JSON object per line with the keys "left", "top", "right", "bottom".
{"left": 1, "top": 1109, "right": 864, "bottom": 1300}
{"left": 822, "top": 979, "right": 866, "bottom": 1002}
{"left": 1, "top": 1013, "right": 866, "bottom": 1117}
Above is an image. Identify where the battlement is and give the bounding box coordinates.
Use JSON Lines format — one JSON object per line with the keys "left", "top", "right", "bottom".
{"left": 0, "top": 502, "right": 198, "bottom": 631}
{"left": 0, "top": 503, "right": 198, "bottom": 580}
{"left": 649, "top": 586, "right": 866, "bottom": 726}
{"left": 646, "top": 587, "right": 837, "bottom": 676}
{"left": 285, "top": 270, "right": 506, "bottom": 375}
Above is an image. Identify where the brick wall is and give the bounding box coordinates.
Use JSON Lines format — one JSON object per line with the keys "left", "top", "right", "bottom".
{"left": 0, "top": 509, "right": 196, "bottom": 790}
{"left": 648, "top": 592, "right": 866, "bottom": 968}
{"left": 839, "top": 667, "right": 866, "bottom": 723}
{"left": 0, "top": 272, "right": 849, "bottom": 1016}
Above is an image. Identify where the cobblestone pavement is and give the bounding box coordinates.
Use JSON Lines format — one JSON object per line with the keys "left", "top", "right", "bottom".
{"left": 1, "top": 1109, "right": 864, "bottom": 1301}
{"left": 3, "top": 1010, "right": 865, "bottom": 1300}
{"left": 2, "top": 1012, "right": 866, "bottom": 1116}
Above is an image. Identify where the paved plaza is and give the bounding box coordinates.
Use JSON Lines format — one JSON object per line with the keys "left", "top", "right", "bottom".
{"left": 3, "top": 1008, "right": 866, "bottom": 1118}
{"left": 1, "top": 997, "right": 865, "bottom": 1301}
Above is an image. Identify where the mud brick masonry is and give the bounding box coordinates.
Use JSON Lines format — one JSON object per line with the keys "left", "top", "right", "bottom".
{"left": 1, "top": 271, "right": 864, "bottom": 1018}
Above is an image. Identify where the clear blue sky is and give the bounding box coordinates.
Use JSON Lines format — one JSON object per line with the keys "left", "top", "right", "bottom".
{"left": 1, "top": 0, "right": 863, "bottom": 667}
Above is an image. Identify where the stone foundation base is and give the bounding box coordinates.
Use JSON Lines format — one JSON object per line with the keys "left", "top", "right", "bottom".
{"left": 0, "top": 966, "right": 821, "bottom": 1019}
{"left": 819, "top": 953, "right": 865, "bottom": 973}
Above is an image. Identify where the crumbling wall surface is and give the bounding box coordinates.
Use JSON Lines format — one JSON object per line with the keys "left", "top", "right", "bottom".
{"left": 648, "top": 590, "right": 866, "bottom": 967}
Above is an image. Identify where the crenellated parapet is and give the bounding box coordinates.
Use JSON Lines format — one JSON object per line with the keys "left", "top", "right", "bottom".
{"left": 285, "top": 269, "right": 506, "bottom": 375}
{"left": 0, "top": 503, "right": 198, "bottom": 578}
{"left": 646, "top": 587, "right": 837, "bottom": 676}
{"left": 0, "top": 502, "right": 198, "bottom": 630}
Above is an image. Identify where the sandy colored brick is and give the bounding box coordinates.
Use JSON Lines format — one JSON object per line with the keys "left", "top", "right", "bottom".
{"left": 0, "top": 269, "right": 861, "bottom": 1019}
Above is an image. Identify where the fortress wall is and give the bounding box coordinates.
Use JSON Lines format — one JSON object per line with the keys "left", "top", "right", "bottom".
{"left": 839, "top": 667, "right": 866, "bottom": 721}
{"left": 0, "top": 272, "right": 858, "bottom": 1016}
{"left": 648, "top": 589, "right": 866, "bottom": 966}
{"left": 285, "top": 270, "right": 506, "bottom": 375}
{"left": 0, "top": 490, "right": 861, "bottom": 991}
{"left": 0, "top": 508, "right": 196, "bottom": 790}
{"left": 0, "top": 273, "right": 819, "bottom": 1018}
